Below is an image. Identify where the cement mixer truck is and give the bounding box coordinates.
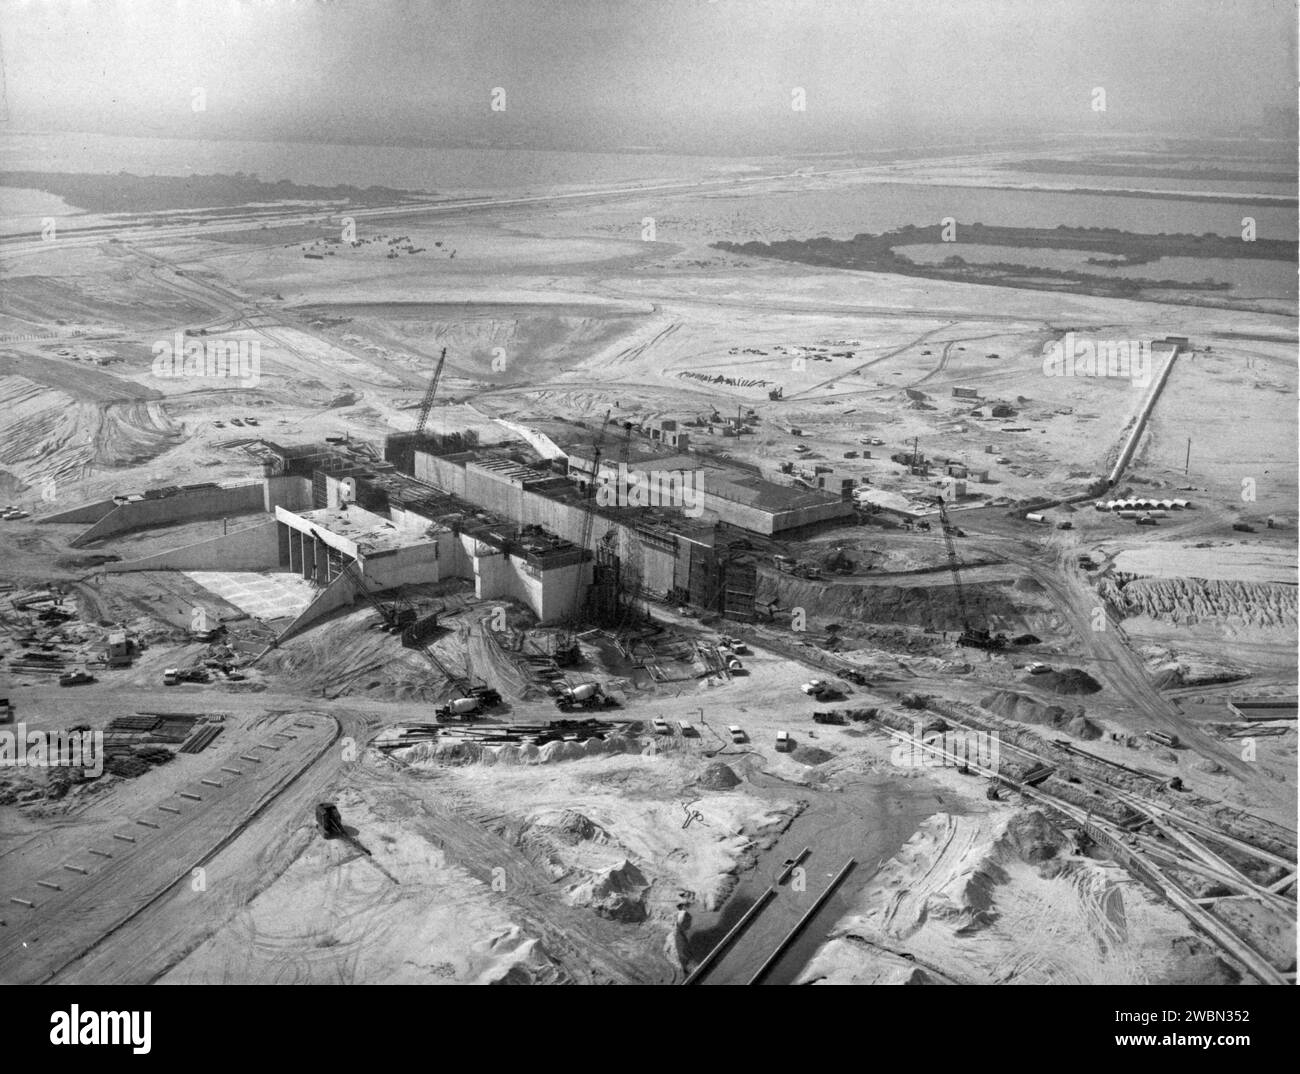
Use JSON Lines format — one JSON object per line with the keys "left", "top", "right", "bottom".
{"left": 554, "top": 681, "right": 618, "bottom": 712}
{"left": 435, "top": 695, "right": 483, "bottom": 720}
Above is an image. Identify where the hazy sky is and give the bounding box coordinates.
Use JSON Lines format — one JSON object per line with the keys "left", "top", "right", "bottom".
{"left": 2, "top": 0, "right": 1296, "bottom": 151}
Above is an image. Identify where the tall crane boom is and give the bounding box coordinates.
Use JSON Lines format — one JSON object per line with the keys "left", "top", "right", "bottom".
{"left": 415, "top": 348, "right": 448, "bottom": 437}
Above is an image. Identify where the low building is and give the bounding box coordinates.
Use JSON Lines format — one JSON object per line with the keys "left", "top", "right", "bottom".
{"left": 646, "top": 418, "right": 690, "bottom": 450}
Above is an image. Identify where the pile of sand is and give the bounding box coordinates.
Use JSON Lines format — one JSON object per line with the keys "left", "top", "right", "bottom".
{"left": 980, "top": 690, "right": 1102, "bottom": 739}
{"left": 791, "top": 745, "right": 835, "bottom": 765}
{"left": 997, "top": 809, "right": 1066, "bottom": 864}
{"left": 697, "top": 762, "right": 741, "bottom": 790}
{"left": 1149, "top": 661, "right": 1248, "bottom": 689}
{"left": 1033, "top": 668, "right": 1102, "bottom": 695}
{"left": 569, "top": 860, "right": 650, "bottom": 922}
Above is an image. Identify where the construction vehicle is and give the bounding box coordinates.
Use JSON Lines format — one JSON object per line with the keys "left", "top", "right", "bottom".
{"left": 801, "top": 680, "right": 845, "bottom": 701}
{"left": 556, "top": 410, "right": 611, "bottom": 665}
{"left": 935, "top": 496, "right": 1006, "bottom": 650}
{"left": 436, "top": 695, "right": 485, "bottom": 720}
{"left": 555, "top": 681, "right": 617, "bottom": 711}
{"left": 315, "top": 802, "right": 377, "bottom": 859}
{"left": 58, "top": 670, "right": 95, "bottom": 687}
{"left": 316, "top": 802, "right": 346, "bottom": 838}
{"left": 415, "top": 347, "right": 448, "bottom": 439}
{"left": 162, "top": 665, "right": 210, "bottom": 685}
{"left": 767, "top": 386, "right": 784, "bottom": 401}
{"left": 813, "top": 710, "right": 847, "bottom": 725}
{"left": 775, "top": 730, "right": 792, "bottom": 752}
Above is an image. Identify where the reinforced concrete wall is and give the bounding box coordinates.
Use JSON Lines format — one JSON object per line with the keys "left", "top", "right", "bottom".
{"left": 700, "top": 491, "right": 853, "bottom": 535}
{"left": 104, "top": 518, "right": 282, "bottom": 573}
{"left": 265, "top": 475, "right": 313, "bottom": 513}
{"left": 39, "top": 499, "right": 118, "bottom": 525}
{"left": 412, "top": 450, "right": 680, "bottom": 599}
{"left": 363, "top": 543, "right": 442, "bottom": 590}
{"left": 457, "top": 532, "right": 586, "bottom": 623}
{"left": 414, "top": 453, "right": 467, "bottom": 496}
{"left": 71, "top": 482, "right": 266, "bottom": 547}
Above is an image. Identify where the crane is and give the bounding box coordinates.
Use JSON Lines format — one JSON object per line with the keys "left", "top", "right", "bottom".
{"left": 933, "top": 497, "right": 1006, "bottom": 650}
{"left": 556, "top": 410, "right": 611, "bottom": 665}
{"left": 414, "top": 347, "right": 448, "bottom": 438}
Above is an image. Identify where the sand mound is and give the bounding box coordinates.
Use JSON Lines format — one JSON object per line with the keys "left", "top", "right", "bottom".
{"left": 1064, "top": 714, "right": 1102, "bottom": 740}
{"left": 1150, "top": 660, "right": 1248, "bottom": 689}
{"left": 697, "top": 762, "right": 741, "bottom": 790}
{"left": 980, "top": 691, "right": 1101, "bottom": 739}
{"left": 998, "top": 810, "right": 1066, "bottom": 864}
{"left": 569, "top": 860, "right": 650, "bottom": 922}
{"left": 1034, "top": 668, "right": 1102, "bottom": 695}
{"left": 791, "top": 745, "right": 834, "bottom": 765}
{"left": 554, "top": 810, "right": 610, "bottom": 844}
{"left": 1014, "top": 576, "right": 1045, "bottom": 593}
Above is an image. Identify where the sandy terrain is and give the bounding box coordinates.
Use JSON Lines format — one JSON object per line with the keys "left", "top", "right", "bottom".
{"left": 1, "top": 141, "right": 1293, "bottom": 986}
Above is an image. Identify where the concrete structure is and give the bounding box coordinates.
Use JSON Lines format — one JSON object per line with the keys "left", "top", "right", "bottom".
{"left": 645, "top": 418, "right": 690, "bottom": 450}
{"left": 49, "top": 479, "right": 308, "bottom": 548}
{"left": 566, "top": 444, "right": 853, "bottom": 536}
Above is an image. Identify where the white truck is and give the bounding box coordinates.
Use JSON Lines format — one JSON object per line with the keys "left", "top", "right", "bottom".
{"left": 555, "top": 681, "right": 617, "bottom": 711}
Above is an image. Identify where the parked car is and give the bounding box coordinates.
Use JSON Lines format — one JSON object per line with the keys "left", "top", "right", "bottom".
{"left": 652, "top": 718, "right": 670, "bottom": 734}
{"left": 728, "top": 724, "right": 747, "bottom": 744}
{"left": 775, "top": 730, "right": 792, "bottom": 752}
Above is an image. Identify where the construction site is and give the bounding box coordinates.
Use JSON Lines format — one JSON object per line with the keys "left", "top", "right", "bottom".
{"left": 1, "top": 56, "right": 1296, "bottom": 984}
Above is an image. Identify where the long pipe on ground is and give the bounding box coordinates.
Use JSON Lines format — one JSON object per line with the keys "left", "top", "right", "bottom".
{"left": 1107, "top": 343, "right": 1181, "bottom": 488}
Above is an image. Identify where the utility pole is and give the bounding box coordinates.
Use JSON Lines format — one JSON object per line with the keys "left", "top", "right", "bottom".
{"left": 1185, "top": 438, "right": 1191, "bottom": 476}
